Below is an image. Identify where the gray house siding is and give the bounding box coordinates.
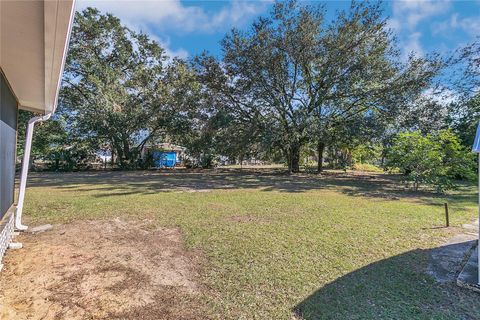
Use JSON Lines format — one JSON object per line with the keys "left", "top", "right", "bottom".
{"left": 0, "top": 72, "right": 18, "bottom": 219}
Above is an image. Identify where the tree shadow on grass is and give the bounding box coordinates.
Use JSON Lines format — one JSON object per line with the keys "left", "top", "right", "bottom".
{"left": 294, "top": 242, "right": 480, "bottom": 320}
{"left": 23, "top": 169, "right": 476, "bottom": 208}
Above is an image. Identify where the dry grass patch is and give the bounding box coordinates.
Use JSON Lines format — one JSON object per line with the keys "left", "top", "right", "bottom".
{"left": 0, "top": 219, "right": 207, "bottom": 320}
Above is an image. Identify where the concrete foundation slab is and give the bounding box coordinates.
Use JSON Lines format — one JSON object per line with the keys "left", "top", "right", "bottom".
{"left": 428, "top": 234, "right": 476, "bottom": 283}
{"left": 457, "top": 244, "right": 480, "bottom": 293}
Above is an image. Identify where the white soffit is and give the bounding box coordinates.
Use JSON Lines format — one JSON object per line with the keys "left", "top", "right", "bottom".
{"left": 0, "top": 0, "right": 75, "bottom": 114}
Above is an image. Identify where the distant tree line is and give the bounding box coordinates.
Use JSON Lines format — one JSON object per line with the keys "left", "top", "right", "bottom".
{"left": 18, "top": 1, "right": 479, "bottom": 191}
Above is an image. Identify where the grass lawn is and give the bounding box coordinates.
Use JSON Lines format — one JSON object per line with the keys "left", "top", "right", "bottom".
{"left": 19, "top": 169, "right": 480, "bottom": 319}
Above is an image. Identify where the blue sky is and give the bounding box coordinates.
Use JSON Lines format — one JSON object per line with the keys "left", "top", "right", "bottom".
{"left": 77, "top": 0, "right": 479, "bottom": 61}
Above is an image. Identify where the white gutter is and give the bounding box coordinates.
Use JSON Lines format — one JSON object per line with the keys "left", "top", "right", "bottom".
{"left": 15, "top": 113, "right": 51, "bottom": 230}
{"left": 50, "top": 0, "right": 76, "bottom": 114}
{"left": 14, "top": 0, "right": 75, "bottom": 231}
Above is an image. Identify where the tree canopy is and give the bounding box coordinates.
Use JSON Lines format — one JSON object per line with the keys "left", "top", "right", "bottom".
{"left": 196, "top": 0, "right": 441, "bottom": 172}
{"left": 60, "top": 8, "right": 172, "bottom": 168}
{"left": 16, "top": 1, "right": 479, "bottom": 191}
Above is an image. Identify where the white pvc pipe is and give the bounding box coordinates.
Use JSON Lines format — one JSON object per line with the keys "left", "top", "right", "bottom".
{"left": 14, "top": 0, "right": 76, "bottom": 231}
{"left": 15, "top": 113, "right": 51, "bottom": 231}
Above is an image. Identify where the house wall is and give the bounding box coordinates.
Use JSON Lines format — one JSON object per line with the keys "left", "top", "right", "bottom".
{"left": 0, "top": 72, "right": 18, "bottom": 221}
{"left": 0, "top": 71, "right": 18, "bottom": 267}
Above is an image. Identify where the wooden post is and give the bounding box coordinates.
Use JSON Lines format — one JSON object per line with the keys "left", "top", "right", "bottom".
{"left": 444, "top": 203, "right": 449, "bottom": 227}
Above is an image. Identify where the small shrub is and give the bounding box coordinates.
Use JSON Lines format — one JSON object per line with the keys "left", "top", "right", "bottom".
{"left": 386, "top": 129, "right": 476, "bottom": 192}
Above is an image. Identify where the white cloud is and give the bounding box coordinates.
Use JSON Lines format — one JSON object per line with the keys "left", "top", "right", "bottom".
{"left": 403, "top": 32, "right": 424, "bottom": 57}
{"left": 390, "top": 0, "right": 451, "bottom": 31}
{"left": 76, "top": 0, "right": 268, "bottom": 33}
{"left": 75, "top": 0, "right": 269, "bottom": 58}
{"left": 389, "top": 0, "right": 451, "bottom": 59}
{"left": 154, "top": 36, "right": 189, "bottom": 60}
{"left": 434, "top": 13, "right": 480, "bottom": 38}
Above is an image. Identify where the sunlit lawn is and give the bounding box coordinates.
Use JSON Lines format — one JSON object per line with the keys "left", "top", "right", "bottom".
{"left": 22, "top": 169, "right": 480, "bottom": 319}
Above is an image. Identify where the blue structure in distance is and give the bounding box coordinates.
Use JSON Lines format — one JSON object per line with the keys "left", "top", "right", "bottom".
{"left": 152, "top": 151, "right": 177, "bottom": 168}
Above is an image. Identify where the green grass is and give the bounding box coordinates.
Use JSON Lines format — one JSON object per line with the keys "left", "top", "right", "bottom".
{"left": 22, "top": 170, "right": 480, "bottom": 319}
{"left": 352, "top": 163, "right": 385, "bottom": 172}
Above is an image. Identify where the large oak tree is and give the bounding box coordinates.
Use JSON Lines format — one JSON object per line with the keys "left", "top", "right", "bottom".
{"left": 60, "top": 8, "right": 175, "bottom": 168}
{"left": 197, "top": 0, "right": 442, "bottom": 172}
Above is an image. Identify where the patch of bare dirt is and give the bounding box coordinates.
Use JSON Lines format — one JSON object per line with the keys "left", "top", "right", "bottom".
{"left": 0, "top": 219, "right": 208, "bottom": 320}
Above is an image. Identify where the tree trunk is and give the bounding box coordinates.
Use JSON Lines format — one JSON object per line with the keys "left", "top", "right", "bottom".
{"left": 111, "top": 147, "right": 115, "bottom": 169}
{"left": 116, "top": 146, "right": 124, "bottom": 168}
{"left": 122, "top": 138, "right": 131, "bottom": 166}
{"left": 317, "top": 141, "right": 325, "bottom": 173}
{"left": 288, "top": 143, "right": 301, "bottom": 173}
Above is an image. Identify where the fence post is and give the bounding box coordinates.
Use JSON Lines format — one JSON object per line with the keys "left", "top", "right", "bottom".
{"left": 444, "top": 203, "right": 449, "bottom": 227}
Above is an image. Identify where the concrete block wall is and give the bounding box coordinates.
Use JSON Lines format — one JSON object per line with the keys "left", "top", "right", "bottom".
{"left": 0, "top": 211, "right": 14, "bottom": 270}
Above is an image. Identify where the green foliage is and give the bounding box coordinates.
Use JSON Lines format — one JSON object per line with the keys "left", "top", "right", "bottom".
{"left": 386, "top": 130, "right": 475, "bottom": 192}
{"left": 448, "top": 40, "right": 480, "bottom": 97}
{"left": 447, "top": 93, "right": 480, "bottom": 147}
{"left": 197, "top": 0, "right": 441, "bottom": 172}
{"left": 60, "top": 8, "right": 176, "bottom": 169}
{"left": 17, "top": 110, "right": 95, "bottom": 171}
{"left": 352, "top": 144, "right": 382, "bottom": 165}
{"left": 22, "top": 3, "right": 470, "bottom": 175}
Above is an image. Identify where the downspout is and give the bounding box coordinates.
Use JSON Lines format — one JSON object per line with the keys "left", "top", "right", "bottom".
{"left": 14, "top": 0, "right": 76, "bottom": 231}
{"left": 15, "top": 113, "right": 52, "bottom": 230}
